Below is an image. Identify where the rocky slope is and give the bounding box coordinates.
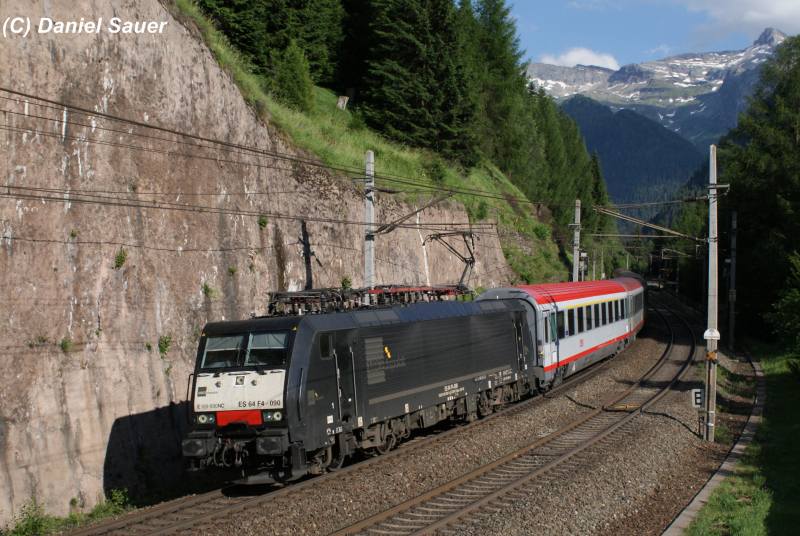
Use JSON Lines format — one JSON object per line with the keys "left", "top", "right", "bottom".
{"left": 528, "top": 28, "right": 787, "bottom": 148}
{"left": 0, "top": 0, "right": 514, "bottom": 525}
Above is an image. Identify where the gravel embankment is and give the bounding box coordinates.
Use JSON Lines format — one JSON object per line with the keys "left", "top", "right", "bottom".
{"left": 195, "top": 318, "right": 673, "bottom": 536}
{"left": 456, "top": 323, "right": 753, "bottom": 535}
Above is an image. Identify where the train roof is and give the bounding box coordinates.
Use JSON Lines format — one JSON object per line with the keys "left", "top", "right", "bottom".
{"left": 202, "top": 299, "right": 525, "bottom": 336}
{"left": 515, "top": 277, "right": 643, "bottom": 305}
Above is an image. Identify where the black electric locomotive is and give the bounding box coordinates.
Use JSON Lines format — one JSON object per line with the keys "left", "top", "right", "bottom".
{"left": 182, "top": 299, "right": 535, "bottom": 483}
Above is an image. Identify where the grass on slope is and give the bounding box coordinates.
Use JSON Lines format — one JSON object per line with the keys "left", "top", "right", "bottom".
{"left": 687, "top": 344, "right": 800, "bottom": 536}
{"left": 172, "top": 0, "right": 566, "bottom": 283}
{"left": 0, "top": 490, "right": 130, "bottom": 536}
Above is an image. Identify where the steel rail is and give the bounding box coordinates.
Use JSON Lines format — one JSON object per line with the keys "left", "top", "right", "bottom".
{"left": 332, "top": 299, "right": 695, "bottom": 536}
{"left": 68, "top": 313, "right": 654, "bottom": 536}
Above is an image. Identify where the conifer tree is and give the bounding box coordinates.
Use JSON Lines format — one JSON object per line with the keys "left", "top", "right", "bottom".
{"left": 720, "top": 35, "right": 800, "bottom": 330}
{"left": 359, "top": 0, "right": 474, "bottom": 161}
{"left": 274, "top": 41, "right": 315, "bottom": 112}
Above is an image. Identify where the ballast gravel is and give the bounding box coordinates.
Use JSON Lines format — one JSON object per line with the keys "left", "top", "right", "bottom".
{"left": 195, "top": 315, "right": 679, "bottom": 536}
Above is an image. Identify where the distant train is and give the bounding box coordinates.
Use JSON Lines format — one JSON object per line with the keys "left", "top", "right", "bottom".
{"left": 181, "top": 277, "right": 646, "bottom": 483}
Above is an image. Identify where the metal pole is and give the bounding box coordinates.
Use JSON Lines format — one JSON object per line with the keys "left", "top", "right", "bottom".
{"left": 592, "top": 249, "right": 596, "bottom": 281}
{"left": 364, "top": 150, "right": 375, "bottom": 294}
{"left": 729, "top": 211, "right": 737, "bottom": 351}
{"left": 572, "top": 199, "right": 581, "bottom": 282}
{"left": 704, "top": 145, "right": 720, "bottom": 442}
{"left": 300, "top": 220, "right": 313, "bottom": 290}
{"left": 601, "top": 247, "right": 605, "bottom": 279}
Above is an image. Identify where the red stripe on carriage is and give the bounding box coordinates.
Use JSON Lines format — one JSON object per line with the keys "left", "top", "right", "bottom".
{"left": 216, "top": 409, "right": 263, "bottom": 426}
{"left": 543, "top": 319, "right": 645, "bottom": 372}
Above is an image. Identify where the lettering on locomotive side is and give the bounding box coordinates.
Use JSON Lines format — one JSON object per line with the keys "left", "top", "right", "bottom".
{"left": 196, "top": 402, "right": 225, "bottom": 410}
{"left": 438, "top": 382, "right": 465, "bottom": 401}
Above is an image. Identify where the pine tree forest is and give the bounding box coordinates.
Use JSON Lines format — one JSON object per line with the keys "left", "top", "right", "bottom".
{"left": 195, "top": 0, "right": 611, "bottom": 237}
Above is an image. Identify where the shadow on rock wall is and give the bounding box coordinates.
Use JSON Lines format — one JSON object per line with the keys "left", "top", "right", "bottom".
{"left": 103, "top": 401, "right": 218, "bottom": 505}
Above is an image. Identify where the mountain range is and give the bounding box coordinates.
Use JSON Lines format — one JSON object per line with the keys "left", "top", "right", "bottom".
{"left": 528, "top": 28, "right": 787, "bottom": 150}
{"left": 561, "top": 95, "right": 704, "bottom": 202}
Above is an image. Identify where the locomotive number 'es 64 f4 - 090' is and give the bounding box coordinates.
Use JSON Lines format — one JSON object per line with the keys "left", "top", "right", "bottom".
{"left": 181, "top": 277, "right": 646, "bottom": 483}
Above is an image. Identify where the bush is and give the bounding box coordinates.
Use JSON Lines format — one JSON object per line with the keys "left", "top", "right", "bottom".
{"left": 341, "top": 276, "right": 352, "bottom": 290}
{"left": 273, "top": 41, "right": 314, "bottom": 113}
{"left": 768, "top": 252, "right": 800, "bottom": 350}
{"left": 257, "top": 215, "right": 268, "bottom": 229}
{"left": 6, "top": 500, "right": 51, "bottom": 536}
{"left": 158, "top": 335, "right": 172, "bottom": 356}
{"left": 423, "top": 156, "right": 447, "bottom": 185}
{"left": 113, "top": 248, "right": 127, "bottom": 270}
{"left": 348, "top": 111, "right": 367, "bottom": 131}
{"left": 202, "top": 282, "right": 217, "bottom": 299}
{"left": 59, "top": 338, "right": 73, "bottom": 354}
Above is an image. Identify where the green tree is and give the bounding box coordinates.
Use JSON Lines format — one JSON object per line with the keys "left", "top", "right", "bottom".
{"left": 273, "top": 41, "right": 315, "bottom": 112}
{"left": 197, "top": 0, "right": 344, "bottom": 86}
{"left": 719, "top": 35, "right": 800, "bottom": 331}
{"left": 359, "top": 0, "right": 474, "bottom": 161}
{"left": 769, "top": 252, "right": 800, "bottom": 349}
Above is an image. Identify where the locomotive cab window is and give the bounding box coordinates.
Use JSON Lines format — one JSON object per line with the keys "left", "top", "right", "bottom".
{"left": 201, "top": 335, "right": 243, "bottom": 369}
{"left": 320, "top": 333, "right": 334, "bottom": 360}
{"left": 245, "top": 332, "right": 289, "bottom": 367}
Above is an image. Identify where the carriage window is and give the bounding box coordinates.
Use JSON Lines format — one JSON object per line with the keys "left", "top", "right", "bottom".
{"left": 201, "top": 335, "right": 244, "bottom": 369}
{"left": 601, "top": 302, "right": 607, "bottom": 325}
{"left": 544, "top": 316, "right": 550, "bottom": 343}
{"left": 614, "top": 301, "right": 619, "bottom": 321}
{"left": 550, "top": 312, "right": 558, "bottom": 342}
{"left": 621, "top": 300, "right": 626, "bottom": 318}
{"left": 568, "top": 309, "right": 576, "bottom": 336}
{"left": 577, "top": 307, "right": 585, "bottom": 333}
{"left": 320, "top": 333, "right": 334, "bottom": 360}
{"left": 246, "top": 332, "right": 289, "bottom": 367}
{"left": 557, "top": 311, "right": 566, "bottom": 339}
{"left": 594, "top": 304, "right": 600, "bottom": 326}
{"left": 586, "top": 305, "right": 593, "bottom": 330}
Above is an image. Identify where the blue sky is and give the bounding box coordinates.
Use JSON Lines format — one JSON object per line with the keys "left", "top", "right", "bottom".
{"left": 511, "top": 0, "right": 800, "bottom": 69}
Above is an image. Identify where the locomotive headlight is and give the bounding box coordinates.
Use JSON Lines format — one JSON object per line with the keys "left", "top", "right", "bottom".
{"left": 261, "top": 411, "right": 283, "bottom": 421}
{"left": 196, "top": 413, "right": 215, "bottom": 424}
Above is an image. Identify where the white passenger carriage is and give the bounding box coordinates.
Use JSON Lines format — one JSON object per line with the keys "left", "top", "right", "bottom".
{"left": 478, "top": 277, "right": 645, "bottom": 388}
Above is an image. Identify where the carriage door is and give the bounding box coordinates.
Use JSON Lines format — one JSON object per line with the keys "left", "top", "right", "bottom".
{"left": 333, "top": 332, "right": 356, "bottom": 425}
{"left": 540, "top": 307, "right": 558, "bottom": 371}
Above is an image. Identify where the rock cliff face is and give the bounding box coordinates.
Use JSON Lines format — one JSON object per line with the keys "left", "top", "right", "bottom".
{"left": 0, "top": 0, "right": 513, "bottom": 523}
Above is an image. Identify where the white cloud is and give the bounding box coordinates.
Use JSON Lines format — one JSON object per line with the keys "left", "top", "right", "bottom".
{"left": 539, "top": 48, "right": 621, "bottom": 70}
{"left": 676, "top": 0, "right": 800, "bottom": 35}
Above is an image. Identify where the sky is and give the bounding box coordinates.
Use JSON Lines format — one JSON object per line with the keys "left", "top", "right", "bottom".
{"left": 511, "top": 0, "right": 800, "bottom": 69}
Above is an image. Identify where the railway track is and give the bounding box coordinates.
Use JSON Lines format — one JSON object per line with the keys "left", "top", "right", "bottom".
{"left": 332, "top": 302, "right": 696, "bottom": 535}
{"left": 68, "top": 305, "right": 670, "bottom": 536}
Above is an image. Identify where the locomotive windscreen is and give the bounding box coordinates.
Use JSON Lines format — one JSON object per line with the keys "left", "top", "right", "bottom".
{"left": 200, "top": 332, "right": 290, "bottom": 370}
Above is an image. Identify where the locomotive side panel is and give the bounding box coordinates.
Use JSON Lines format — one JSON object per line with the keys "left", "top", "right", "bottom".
{"left": 355, "top": 307, "right": 527, "bottom": 428}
